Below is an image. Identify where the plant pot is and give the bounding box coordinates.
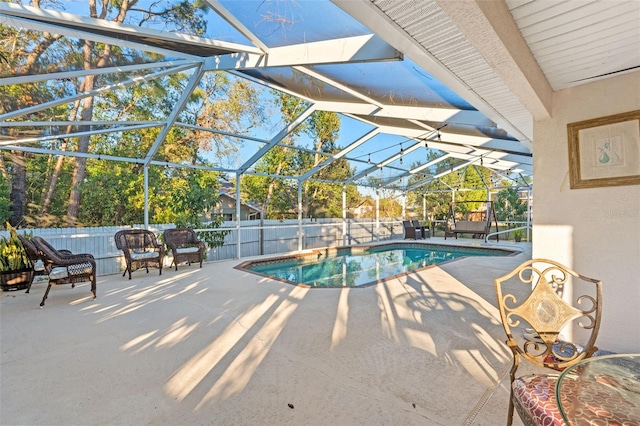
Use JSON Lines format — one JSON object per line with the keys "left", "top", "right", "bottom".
{"left": 515, "top": 237, "right": 522, "bottom": 242}
{"left": 0, "top": 268, "right": 34, "bottom": 291}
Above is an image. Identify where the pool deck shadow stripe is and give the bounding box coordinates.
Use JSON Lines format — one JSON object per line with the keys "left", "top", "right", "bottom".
{"left": 1, "top": 237, "right": 530, "bottom": 425}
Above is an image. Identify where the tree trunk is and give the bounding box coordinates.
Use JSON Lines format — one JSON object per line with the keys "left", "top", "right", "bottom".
{"left": 66, "top": 0, "right": 127, "bottom": 225}
{"left": 7, "top": 1, "right": 61, "bottom": 227}
{"left": 264, "top": 161, "right": 285, "bottom": 219}
{"left": 41, "top": 96, "right": 83, "bottom": 221}
{"left": 8, "top": 151, "right": 27, "bottom": 227}
{"left": 66, "top": 89, "right": 94, "bottom": 226}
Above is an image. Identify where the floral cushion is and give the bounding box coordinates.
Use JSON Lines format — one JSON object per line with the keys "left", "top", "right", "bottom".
{"left": 514, "top": 372, "right": 640, "bottom": 425}
{"left": 513, "top": 375, "right": 564, "bottom": 426}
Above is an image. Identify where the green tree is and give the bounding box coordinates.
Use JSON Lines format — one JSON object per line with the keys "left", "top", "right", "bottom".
{"left": 242, "top": 93, "right": 361, "bottom": 219}
{"left": 0, "top": 173, "right": 11, "bottom": 225}
{"left": 1, "top": 1, "right": 211, "bottom": 227}
{"left": 494, "top": 186, "right": 528, "bottom": 223}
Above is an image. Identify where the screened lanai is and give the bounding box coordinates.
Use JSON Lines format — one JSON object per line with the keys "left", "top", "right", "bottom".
{"left": 0, "top": 0, "right": 533, "bottom": 236}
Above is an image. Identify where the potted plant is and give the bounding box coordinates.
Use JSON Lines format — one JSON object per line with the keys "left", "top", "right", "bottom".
{"left": 0, "top": 223, "right": 34, "bottom": 291}
{"left": 512, "top": 229, "right": 524, "bottom": 242}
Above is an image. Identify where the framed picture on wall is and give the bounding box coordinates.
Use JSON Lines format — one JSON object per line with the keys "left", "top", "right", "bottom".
{"left": 568, "top": 109, "right": 640, "bottom": 189}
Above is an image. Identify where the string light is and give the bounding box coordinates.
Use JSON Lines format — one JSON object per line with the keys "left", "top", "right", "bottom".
{"left": 368, "top": 154, "right": 371, "bottom": 165}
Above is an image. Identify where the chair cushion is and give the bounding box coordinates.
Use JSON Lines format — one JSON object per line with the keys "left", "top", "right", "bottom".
{"left": 49, "top": 263, "right": 93, "bottom": 280}
{"left": 176, "top": 247, "right": 200, "bottom": 254}
{"left": 513, "top": 374, "right": 564, "bottom": 426}
{"left": 514, "top": 371, "right": 640, "bottom": 425}
{"left": 67, "top": 262, "right": 93, "bottom": 277}
{"left": 33, "top": 259, "right": 46, "bottom": 272}
{"left": 49, "top": 266, "right": 69, "bottom": 280}
{"left": 130, "top": 251, "right": 160, "bottom": 260}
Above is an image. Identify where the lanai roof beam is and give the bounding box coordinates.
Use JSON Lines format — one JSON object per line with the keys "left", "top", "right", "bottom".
{"left": 238, "top": 104, "right": 317, "bottom": 174}
{"left": 0, "top": 3, "right": 260, "bottom": 57}
{"left": 204, "top": 34, "right": 401, "bottom": 71}
{"left": 0, "top": 60, "right": 196, "bottom": 87}
{"left": 0, "top": 63, "right": 197, "bottom": 121}
{"left": 298, "top": 128, "right": 380, "bottom": 181}
{"left": 405, "top": 160, "right": 473, "bottom": 191}
{"left": 203, "top": 0, "right": 269, "bottom": 53}
{"left": 143, "top": 66, "right": 206, "bottom": 166}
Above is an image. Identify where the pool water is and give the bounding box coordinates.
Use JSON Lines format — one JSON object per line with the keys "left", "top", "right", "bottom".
{"left": 242, "top": 243, "right": 510, "bottom": 288}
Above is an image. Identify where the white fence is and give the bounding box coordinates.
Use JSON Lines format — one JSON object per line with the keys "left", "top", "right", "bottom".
{"left": 2, "top": 218, "right": 403, "bottom": 276}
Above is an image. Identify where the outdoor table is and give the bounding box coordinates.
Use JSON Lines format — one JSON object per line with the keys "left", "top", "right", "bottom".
{"left": 555, "top": 353, "right": 640, "bottom": 425}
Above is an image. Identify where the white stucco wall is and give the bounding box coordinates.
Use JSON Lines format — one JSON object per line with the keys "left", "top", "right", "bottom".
{"left": 533, "top": 71, "right": 640, "bottom": 353}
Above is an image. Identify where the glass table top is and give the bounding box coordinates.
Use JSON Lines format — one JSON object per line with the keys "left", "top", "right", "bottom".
{"left": 556, "top": 353, "right": 640, "bottom": 425}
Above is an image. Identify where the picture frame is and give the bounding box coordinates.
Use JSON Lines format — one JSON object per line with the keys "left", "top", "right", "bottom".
{"left": 568, "top": 109, "right": 640, "bottom": 189}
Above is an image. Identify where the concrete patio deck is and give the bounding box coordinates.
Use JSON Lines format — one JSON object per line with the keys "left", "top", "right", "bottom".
{"left": 1, "top": 238, "right": 530, "bottom": 425}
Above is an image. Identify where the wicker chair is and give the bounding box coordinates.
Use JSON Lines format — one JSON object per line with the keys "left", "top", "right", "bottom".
{"left": 17, "top": 234, "right": 73, "bottom": 294}
{"left": 31, "top": 236, "right": 97, "bottom": 307}
{"left": 403, "top": 221, "right": 418, "bottom": 240}
{"left": 163, "top": 228, "right": 206, "bottom": 271}
{"left": 114, "top": 229, "right": 164, "bottom": 279}
{"left": 412, "top": 220, "right": 430, "bottom": 239}
{"left": 17, "top": 234, "right": 46, "bottom": 291}
{"left": 494, "top": 259, "right": 603, "bottom": 426}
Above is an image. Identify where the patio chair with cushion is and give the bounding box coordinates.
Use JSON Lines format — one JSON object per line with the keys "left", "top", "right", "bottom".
{"left": 114, "top": 229, "right": 164, "bottom": 279}
{"left": 18, "top": 234, "right": 72, "bottom": 294}
{"left": 163, "top": 228, "right": 206, "bottom": 271}
{"left": 403, "top": 221, "right": 418, "bottom": 240}
{"left": 494, "top": 258, "right": 603, "bottom": 426}
{"left": 412, "top": 220, "right": 430, "bottom": 239}
{"left": 31, "top": 236, "right": 97, "bottom": 307}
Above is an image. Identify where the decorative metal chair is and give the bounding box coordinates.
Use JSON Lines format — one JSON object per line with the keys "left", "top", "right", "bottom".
{"left": 494, "top": 258, "right": 603, "bottom": 426}
{"left": 163, "top": 228, "right": 206, "bottom": 271}
{"left": 31, "top": 236, "right": 96, "bottom": 307}
{"left": 114, "top": 229, "right": 164, "bottom": 279}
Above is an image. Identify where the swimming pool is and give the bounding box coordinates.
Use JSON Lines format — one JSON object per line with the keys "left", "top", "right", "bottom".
{"left": 237, "top": 243, "right": 513, "bottom": 288}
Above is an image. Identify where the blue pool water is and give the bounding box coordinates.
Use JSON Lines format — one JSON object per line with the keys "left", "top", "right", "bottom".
{"left": 242, "top": 243, "right": 510, "bottom": 288}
